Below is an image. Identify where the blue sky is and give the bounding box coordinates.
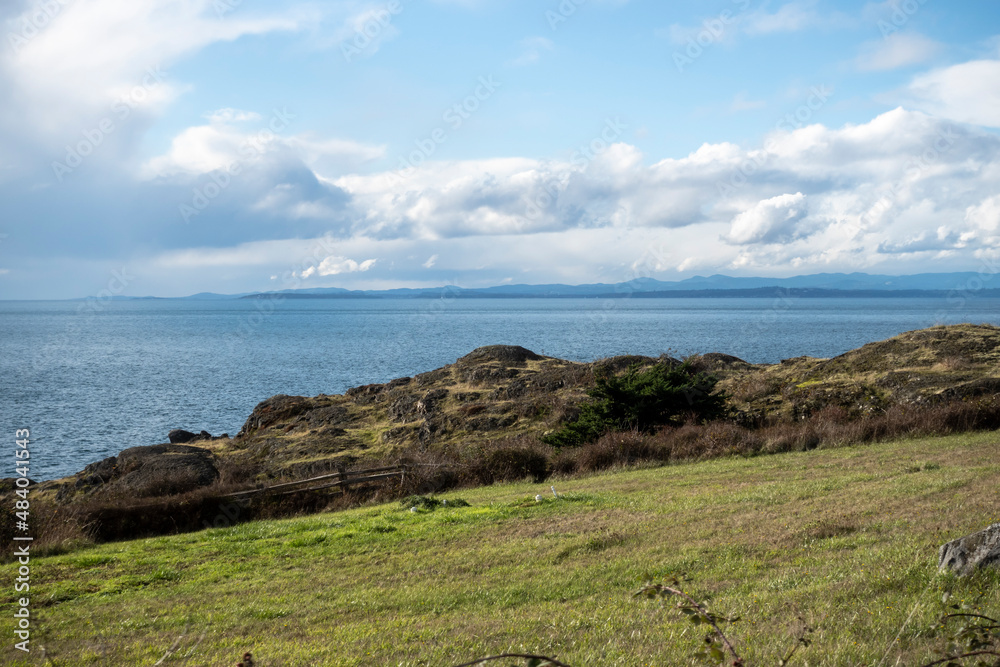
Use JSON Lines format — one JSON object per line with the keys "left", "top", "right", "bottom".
{"left": 2, "top": 0, "right": 1000, "bottom": 298}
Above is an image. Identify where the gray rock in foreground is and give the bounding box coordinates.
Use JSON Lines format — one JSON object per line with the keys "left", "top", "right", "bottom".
{"left": 939, "top": 523, "right": 1000, "bottom": 576}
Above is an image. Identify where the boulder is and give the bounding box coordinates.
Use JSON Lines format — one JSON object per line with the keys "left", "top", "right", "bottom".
{"left": 939, "top": 523, "right": 1000, "bottom": 576}
{"left": 69, "top": 444, "right": 220, "bottom": 498}
{"left": 459, "top": 345, "right": 544, "bottom": 366}
{"left": 168, "top": 429, "right": 198, "bottom": 443}
{"left": 237, "top": 395, "right": 313, "bottom": 438}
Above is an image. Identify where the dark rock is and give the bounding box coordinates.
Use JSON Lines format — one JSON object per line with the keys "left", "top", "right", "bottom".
{"left": 416, "top": 417, "right": 450, "bottom": 444}
{"left": 695, "top": 353, "right": 753, "bottom": 372}
{"left": 346, "top": 383, "right": 386, "bottom": 404}
{"left": 467, "top": 415, "right": 518, "bottom": 432}
{"left": 198, "top": 430, "right": 212, "bottom": 440}
{"left": 939, "top": 377, "right": 1000, "bottom": 400}
{"left": 237, "top": 395, "right": 313, "bottom": 437}
{"left": 465, "top": 366, "right": 520, "bottom": 385}
{"left": 81, "top": 456, "right": 118, "bottom": 484}
{"left": 414, "top": 368, "right": 452, "bottom": 386}
{"left": 168, "top": 429, "right": 198, "bottom": 444}
{"left": 0, "top": 478, "right": 35, "bottom": 493}
{"left": 304, "top": 406, "right": 349, "bottom": 427}
{"left": 389, "top": 394, "right": 420, "bottom": 422}
{"left": 490, "top": 379, "right": 528, "bottom": 401}
{"left": 391, "top": 390, "right": 447, "bottom": 422}
{"left": 110, "top": 444, "right": 219, "bottom": 498}
{"left": 459, "top": 345, "right": 544, "bottom": 366}
{"left": 939, "top": 524, "right": 1000, "bottom": 576}
{"left": 418, "top": 389, "right": 448, "bottom": 414}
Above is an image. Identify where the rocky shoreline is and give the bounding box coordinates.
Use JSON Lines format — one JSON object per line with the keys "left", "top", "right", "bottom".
{"left": 15, "top": 323, "right": 1000, "bottom": 533}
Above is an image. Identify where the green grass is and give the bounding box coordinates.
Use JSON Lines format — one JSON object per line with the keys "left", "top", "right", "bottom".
{"left": 4, "top": 431, "right": 1000, "bottom": 665}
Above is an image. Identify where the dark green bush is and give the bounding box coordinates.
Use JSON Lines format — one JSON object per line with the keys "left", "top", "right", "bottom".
{"left": 544, "top": 361, "right": 726, "bottom": 447}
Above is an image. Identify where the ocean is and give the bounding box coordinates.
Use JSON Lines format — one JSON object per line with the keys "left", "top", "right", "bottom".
{"left": 3, "top": 295, "right": 998, "bottom": 481}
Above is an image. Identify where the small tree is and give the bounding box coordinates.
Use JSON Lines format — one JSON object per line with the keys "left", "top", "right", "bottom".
{"left": 544, "top": 361, "right": 725, "bottom": 447}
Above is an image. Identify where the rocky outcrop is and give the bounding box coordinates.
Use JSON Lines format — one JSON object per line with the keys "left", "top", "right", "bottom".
{"left": 236, "top": 395, "right": 315, "bottom": 438}
{"left": 939, "top": 524, "right": 1000, "bottom": 576}
{"left": 65, "top": 444, "right": 219, "bottom": 499}
{"left": 169, "top": 429, "right": 199, "bottom": 443}
{"left": 43, "top": 325, "right": 1000, "bottom": 505}
{"left": 458, "top": 345, "right": 544, "bottom": 365}
{"left": 169, "top": 429, "right": 229, "bottom": 443}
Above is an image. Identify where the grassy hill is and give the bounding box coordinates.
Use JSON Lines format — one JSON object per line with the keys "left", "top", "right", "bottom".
{"left": 4, "top": 430, "right": 999, "bottom": 665}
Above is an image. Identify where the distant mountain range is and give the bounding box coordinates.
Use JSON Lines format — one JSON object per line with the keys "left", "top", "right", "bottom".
{"left": 105, "top": 272, "right": 1000, "bottom": 300}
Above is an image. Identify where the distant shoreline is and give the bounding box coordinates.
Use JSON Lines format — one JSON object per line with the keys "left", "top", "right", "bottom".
{"left": 6, "top": 287, "right": 1000, "bottom": 302}
{"left": 242, "top": 287, "right": 1000, "bottom": 300}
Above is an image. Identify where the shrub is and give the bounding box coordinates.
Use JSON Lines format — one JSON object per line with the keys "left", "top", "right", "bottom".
{"left": 472, "top": 446, "right": 550, "bottom": 485}
{"left": 544, "top": 361, "right": 726, "bottom": 447}
{"left": 575, "top": 431, "right": 662, "bottom": 472}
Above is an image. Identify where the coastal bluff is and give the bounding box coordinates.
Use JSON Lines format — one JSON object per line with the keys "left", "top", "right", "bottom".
{"left": 35, "top": 324, "right": 1000, "bottom": 502}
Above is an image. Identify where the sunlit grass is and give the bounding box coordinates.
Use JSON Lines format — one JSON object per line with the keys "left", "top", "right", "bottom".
{"left": 3, "top": 430, "right": 999, "bottom": 665}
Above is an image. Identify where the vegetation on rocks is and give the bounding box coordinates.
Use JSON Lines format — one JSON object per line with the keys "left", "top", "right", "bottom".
{"left": 9, "top": 324, "right": 1000, "bottom": 551}
{"left": 543, "top": 360, "right": 726, "bottom": 447}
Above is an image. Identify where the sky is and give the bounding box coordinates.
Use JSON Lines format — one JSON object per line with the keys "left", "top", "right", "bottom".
{"left": 1, "top": 0, "right": 1000, "bottom": 298}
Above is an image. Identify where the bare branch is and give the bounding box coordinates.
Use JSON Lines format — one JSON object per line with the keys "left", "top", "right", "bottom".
{"left": 652, "top": 584, "right": 743, "bottom": 666}
{"left": 451, "top": 653, "right": 573, "bottom": 667}
{"left": 921, "top": 650, "right": 1000, "bottom": 667}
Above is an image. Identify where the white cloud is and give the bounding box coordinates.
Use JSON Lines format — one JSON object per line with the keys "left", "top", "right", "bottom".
{"left": 142, "top": 115, "right": 384, "bottom": 178}
{"left": 324, "top": 106, "right": 1000, "bottom": 276}
{"left": 725, "top": 193, "right": 808, "bottom": 245}
{"left": 423, "top": 254, "right": 439, "bottom": 268}
{"left": 903, "top": 59, "right": 1000, "bottom": 128}
{"left": 315, "top": 256, "right": 377, "bottom": 276}
{"left": 965, "top": 196, "right": 1000, "bottom": 236}
{"left": 856, "top": 33, "right": 942, "bottom": 71}
{"left": 0, "top": 0, "right": 304, "bottom": 142}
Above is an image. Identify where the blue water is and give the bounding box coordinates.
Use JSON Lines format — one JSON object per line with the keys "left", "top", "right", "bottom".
{"left": 2, "top": 296, "right": 998, "bottom": 480}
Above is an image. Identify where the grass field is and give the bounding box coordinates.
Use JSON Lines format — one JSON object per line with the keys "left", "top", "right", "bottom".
{"left": 4, "top": 431, "right": 1000, "bottom": 665}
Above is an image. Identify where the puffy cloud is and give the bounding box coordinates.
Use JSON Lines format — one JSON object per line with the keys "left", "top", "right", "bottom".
{"left": 877, "top": 226, "right": 967, "bottom": 254}
{"left": 143, "top": 111, "right": 384, "bottom": 178}
{"left": 321, "top": 107, "right": 1000, "bottom": 276}
{"left": 965, "top": 196, "right": 1000, "bottom": 237}
{"left": 725, "top": 193, "right": 808, "bottom": 245}
{"left": 903, "top": 59, "right": 1000, "bottom": 128}
{"left": 315, "top": 256, "right": 377, "bottom": 276}
{"left": 0, "top": 0, "right": 304, "bottom": 154}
